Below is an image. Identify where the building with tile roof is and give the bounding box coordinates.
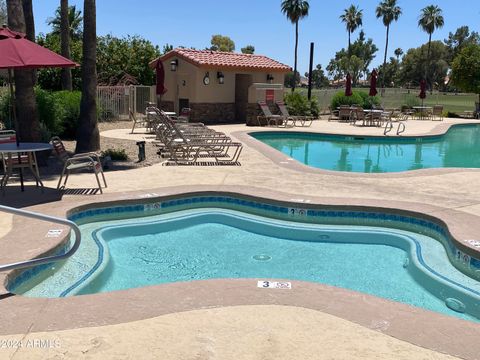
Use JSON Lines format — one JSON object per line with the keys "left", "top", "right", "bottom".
{"left": 149, "top": 48, "right": 291, "bottom": 124}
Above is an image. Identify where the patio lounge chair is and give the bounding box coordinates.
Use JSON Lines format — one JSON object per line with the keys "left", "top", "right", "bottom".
{"left": 50, "top": 137, "right": 107, "bottom": 193}
{"left": 257, "top": 101, "right": 294, "bottom": 127}
{"left": 152, "top": 113, "right": 243, "bottom": 165}
{"left": 130, "top": 108, "right": 148, "bottom": 134}
{"left": 275, "top": 101, "right": 313, "bottom": 127}
{"left": 338, "top": 105, "right": 353, "bottom": 122}
{"left": 328, "top": 106, "right": 339, "bottom": 121}
{"left": 430, "top": 105, "right": 444, "bottom": 121}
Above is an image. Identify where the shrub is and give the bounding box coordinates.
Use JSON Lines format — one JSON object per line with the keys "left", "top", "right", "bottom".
{"left": 52, "top": 91, "right": 82, "bottom": 139}
{"left": 403, "top": 94, "right": 420, "bottom": 109}
{"left": 446, "top": 111, "right": 460, "bottom": 118}
{"left": 284, "top": 92, "right": 319, "bottom": 116}
{"left": 101, "top": 148, "right": 128, "bottom": 161}
{"left": 0, "top": 89, "right": 81, "bottom": 139}
{"left": 331, "top": 91, "right": 362, "bottom": 109}
{"left": 331, "top": 90, "right": 380, "bottom": 110}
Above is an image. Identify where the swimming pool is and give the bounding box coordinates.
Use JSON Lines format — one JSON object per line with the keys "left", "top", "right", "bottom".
{"left": 251, "top": 124, "right": 480, "bottom": 173}
{"left": 8, "top": 195, "right": 480, "bottom": 322}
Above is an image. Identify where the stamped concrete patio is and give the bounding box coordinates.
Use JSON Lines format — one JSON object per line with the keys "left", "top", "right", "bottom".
{"left": 1, "top": 117, "right": 480, "bottom": 359}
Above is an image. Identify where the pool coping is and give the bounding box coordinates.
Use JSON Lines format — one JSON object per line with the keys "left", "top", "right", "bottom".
{"left": 234, "top": 120, "right": 480, "bottom": 178}
{"left": 2, "top": 185, "right": 480, "bottom": 359}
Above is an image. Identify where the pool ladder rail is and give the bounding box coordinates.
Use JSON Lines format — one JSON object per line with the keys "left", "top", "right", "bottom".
{"left": 0, "top": 205, "right": 81, "bottom": 272}
{"left": 384, "top": 120, "right": 406, "bottom": 136}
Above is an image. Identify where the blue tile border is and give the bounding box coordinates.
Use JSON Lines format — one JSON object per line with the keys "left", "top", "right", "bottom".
{"left": 11, "top": 193, "right": 480, "bottom": 294}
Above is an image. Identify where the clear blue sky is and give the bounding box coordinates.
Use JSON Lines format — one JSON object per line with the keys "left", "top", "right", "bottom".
{"left": 33, "top": 0, "right": 480, "bottom": 75}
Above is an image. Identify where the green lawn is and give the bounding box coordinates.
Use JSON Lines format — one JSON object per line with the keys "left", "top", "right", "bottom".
{"left": 296, "top": 88, "right": 478, "bottom": 115}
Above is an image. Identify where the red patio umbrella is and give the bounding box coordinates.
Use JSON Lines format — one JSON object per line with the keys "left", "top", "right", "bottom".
{"left": 369, "top": 69, "right": 378, "bottom": 97}
{"left": 345, "top": 73, "right": 353, "bottom": 97}
{"left": 0, "top": 25, "right": 77, "bottom": 145}
{"left": 155, "top": 60, "right": 167, "bottom": 96}
{"left": 419, "top": 79, "right": 427, "bottom": 100}
{"left": 0, "top": 25, "right": 77, "bottom": 191}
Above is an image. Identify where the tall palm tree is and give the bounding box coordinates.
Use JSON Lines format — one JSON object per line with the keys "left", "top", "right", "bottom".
{"left": 394, "top": 47, "right": 403, "bottom": 61}
{"left": 75, "top": 0, "right": 99, "bottom": 152}
{"left": 340, "top": 5, "right": 363, "bottom": 55}
{"left": 6, "top": 0, "right": 40, "bottom": 142}
{"left": 60, "top": 0, "right": 72, "bottom": 90}
{"left": 47, "top": 4, "right": 83, "bottom": 40}
{"left": 281, "top": 0, "right": 310, "bottom": 92}
{"left": 376, "top": 0, "right": 402, "bottom": 92}
{"left": 418, "top": 5, "right": 444, "bottom": 90}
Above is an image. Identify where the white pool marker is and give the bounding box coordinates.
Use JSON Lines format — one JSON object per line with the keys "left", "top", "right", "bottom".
{"left": 46, "top": 229, "right": 63, "bottom": 238}
{"left": 257, "top": 281, "right": 292, "bottom": 289}
{"left": 288, "top": 208, "right": 307, "bottom": 217}
{"left": 466, "top": 240, "right": 480, "bottom": 248}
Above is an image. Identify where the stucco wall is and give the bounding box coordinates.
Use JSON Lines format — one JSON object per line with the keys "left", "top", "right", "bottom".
{"left": 160, "top": 57, "right": 286, "bottom": 108}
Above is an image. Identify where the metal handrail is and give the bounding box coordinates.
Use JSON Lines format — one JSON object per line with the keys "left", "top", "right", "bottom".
{"left": 0, "top": 205, "right": 81, "bottom": 272}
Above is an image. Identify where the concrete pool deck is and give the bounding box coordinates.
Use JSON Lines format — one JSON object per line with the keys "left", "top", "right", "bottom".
{"left": 2, "top": 118, "right": 480, "bottom": 359}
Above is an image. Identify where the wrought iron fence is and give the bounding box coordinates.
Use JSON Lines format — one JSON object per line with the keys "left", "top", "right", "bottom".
{"left": 97, "top": 85, "right": 155, "bottom": 121}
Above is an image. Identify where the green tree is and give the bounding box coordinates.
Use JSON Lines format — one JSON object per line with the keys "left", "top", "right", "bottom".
{"left": 394, "top": 47, "right": 403, "bottom": 60}
{"left": 306, "top": 64, "right": 329, "bottom": 88}
{"left": 209, "top": 34, "right": 235, "bottom": 52}
{"left": 36, "top": 32, "right": 83, "bottom": 90}
{"left": 398, "top": 41, "right": 448, "bottom": 90}
{"left": 76, "top": 0, "right": 99, "bottom": 153}
{"left": 281, "top": 0, "right": 310, "bottom": 92}
{"left": 47, "top": 4, "right": 82, "bottom": 40}
{"left": 96, "top": 35, "right": 160, "bottom": 85}
{"left": 0, "top": 0, "right": 7, "bottom": 24}
{"left": 60, "top": 0, "right": 72, "bottom": 91}
{"left": 418, "top": 5, "right": 444, "bottom": 90}
{"left": 375, "top": 0, "right": 401, "bottom": 91}
{"left": 284, "top": 71, "right": 300, "bottom": 88}
{"left": 162, "top": 43, "right": 173, "bottom": 54}
{"left": 327, "top": 30, "right": 378, "bottom": 83}
{"left": 444, "top": 26, "right": 480, "bottom": 63}
{"left": 340, "top": 4, "right": 363, "bottom": 55}
{"left": 377, "top": 57, "right": 400, "bottom": 87}
{"left": 451, "top": 44, "right": 480, "bottom": 103}
{"left": 241, "top": 45, "right": 255, "bottom": 54}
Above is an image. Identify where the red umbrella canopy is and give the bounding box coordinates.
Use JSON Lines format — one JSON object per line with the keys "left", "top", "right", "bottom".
{"left": 155, "top": 60, "right": 167, "bottom": 95}
{"left": 419, "top": 79, "right": 427, "bottom": 99}
{"left": 369, "top": 69, "right": 378, "bottom": 97}
{"left": 345, "top": 73, "right": 353, "bottom": 97}
{"left": 0, "top": 25, "right": 77, "bottom": 69}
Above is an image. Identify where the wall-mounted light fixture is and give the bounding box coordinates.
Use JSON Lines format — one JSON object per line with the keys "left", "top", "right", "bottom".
{"left": 217, "top": 72, "right": 225, "bottom": 84}
{"left": 170, "top": 59, "right": 178, "bottom": 72}
{"left": 266, "top": 74, "right": 274, "bottom": 82}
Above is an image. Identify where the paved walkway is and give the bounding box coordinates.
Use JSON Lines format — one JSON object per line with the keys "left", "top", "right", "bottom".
{"left": 2, "top": 118, "right": 479, "bottom": 360}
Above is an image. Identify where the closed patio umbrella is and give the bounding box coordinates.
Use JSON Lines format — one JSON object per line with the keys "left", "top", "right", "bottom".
{"left": 419, "top": 79, "right": 427, "bottom": 108}
{"left": 369, "top": 69, "right": 378, "bottom": 97}
{"left": 155, "top": 60, "right": 167, "bottom": 96}
{"left": 345, "top": 73, "right": 353, "bottom": 97}
{"left": 0, "top": 25, "right": 77, "bottom": 190}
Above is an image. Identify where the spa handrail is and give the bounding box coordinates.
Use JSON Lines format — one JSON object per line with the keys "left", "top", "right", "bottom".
{"left": 0, "top": 205, "right": 81, "bottom": 272}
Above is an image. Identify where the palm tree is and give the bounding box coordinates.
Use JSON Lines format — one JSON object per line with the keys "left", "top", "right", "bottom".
{"left": 75, "top": 0, "right": 99, "bottom": 152}
{"left": 47, "top": 4, "right": 83, "bottom": 40}
{"left": 60, "top": 0, "right": 72, "bottom": 90}
{"left": 6, "top": 0, "right": 40, "bottom": 142}
{"left": 375, "top": 0, "right": 402, "bottom": 92}
{"left": 418, "top": 5, "right": 444, "bottom": 90}
{"left": 394, "top": 47, "right": 403, "bottom": 61}
{"left": 340, "top": 5, "right": 363, "bottom": 55}
{"left": 281, "top": 0, "right": 310, "bottom": 92}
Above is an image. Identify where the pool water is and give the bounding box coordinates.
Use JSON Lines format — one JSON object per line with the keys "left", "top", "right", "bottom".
{"left": 252, "top": 124, "right": 480, "bottom": 173}
{"left": 12, "top": 209, "right": 480, "bottom": 322}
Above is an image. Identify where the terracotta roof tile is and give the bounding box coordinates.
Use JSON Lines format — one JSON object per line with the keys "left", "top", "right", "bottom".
{"left": 152, "top": 48, "right": 291, "bottom": 72}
